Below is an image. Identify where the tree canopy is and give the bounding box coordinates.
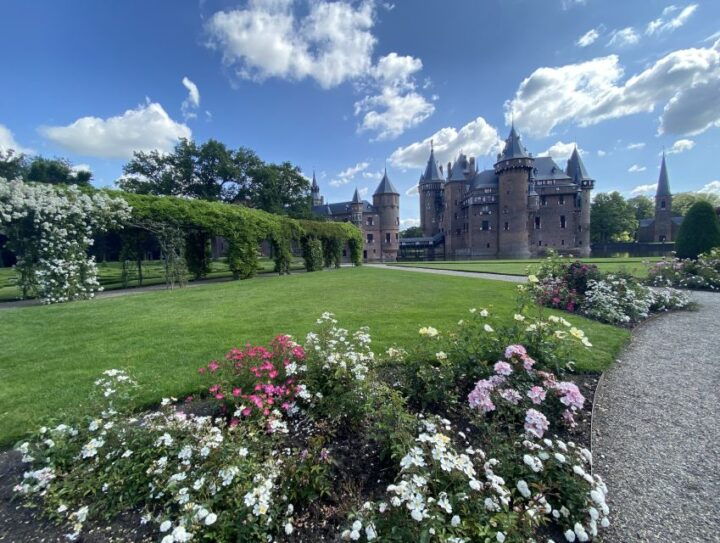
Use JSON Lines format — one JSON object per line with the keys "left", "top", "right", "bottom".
{"left": 0, "top": 150, "right": 91, "bottom": 186}
{"left": 590, "top": 192, "right": 638, "bottom": 243}
{"left": 671, "top": 192, "right": 720, "bottom": 216}
{"left": 675, "top": 201, "right": 720, "bottom": 259}
{"left": 400, "top": 226, "right": 423, "bottom": 238}
{"left": 627, "top": 195, "right": 654, "bottom": 222}
{"left": 118, "top": 139, "right": 312, "bottom": 218}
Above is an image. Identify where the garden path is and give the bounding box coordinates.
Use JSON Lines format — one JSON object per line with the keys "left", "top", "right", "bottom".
{"left": 593, "top": 290, "right": 720, "bottom": 543}
{"left": 368, "top": 263, "right": 526, "bottom": 283}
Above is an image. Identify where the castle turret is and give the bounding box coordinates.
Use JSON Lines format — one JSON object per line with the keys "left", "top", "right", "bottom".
{"left": 654, "top": 153, "right": 673, "bottom": 242}
{"left": 566, "top": 147, "right": 594, "bottom": 256}
{"left": 350, "top": 187, "right": 363, "bottom": 227}
{"left": 495, "top": 126, "right": 533, "bottom": 258}
{"left": 311, "top": 171, "right": 323, "bottom": 206}
{"left": 373, "top": 169, "right": 400, "bottom": 261}
{"left": 419, "top": 143, "right": 444, "bottom": 237}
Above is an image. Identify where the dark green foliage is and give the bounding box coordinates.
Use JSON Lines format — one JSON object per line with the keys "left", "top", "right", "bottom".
{"left": 322, "top": 237, "right": 342, "bottom": 268}
{"left": 627, "top": 195, "right": 654, "bottom": 221}
{"left": 675, "top": 201, "right": 720, "bottom": 259}
{"left": 400, "top": 226, "right": 423, "bottom": 238}
{"left": 0, "top": 150, "right": 28, "bottom": 180}
{"left": 227, "top": 240, "right": 258, "bottom": 279}
{"left": 590, "top": 191, "right": 637, "bottom": 243}
{"left": 672, "top": 192, "right": 720, "bottom": 217}
{"left": 0, "top": 151, "right": 91, "bottom": 186}
{"left": 185, "top": 230, "right": 212, "bottom": 280}
{"left": 302, "top": 239, "right": 324, "bottom": 272}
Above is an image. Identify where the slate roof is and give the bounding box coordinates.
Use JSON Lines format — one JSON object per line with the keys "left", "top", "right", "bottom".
{"left": 449, "top": 154, "right": 470, "bottom": 181}
{"left": 420, "top": 147, "right": 444, "bottom": 183}
{"left": 374, "top": 169, "right": 399, "bottom": 195}
{"left": 565, "top": 147, "right": 592, "bottom": 183}
{"left": 657, "top": 154, "right": 671, "bottom": 197}
{"left": 352, "top": 187, "right": 362, "bottom": 203}
{"left": 639, "top": 216, "right": 684, "bottom": 228}
{"left": 534, "top": 156, "right": 572, "bottom": 182}
{"left": 312, "top": 200, "right": 376, "bottom": 216}
{"left": 470, "top": 169, "right": 499, "bottom": 189}
{"left": 498, "top": 125, "right": 530, "bottom": 161}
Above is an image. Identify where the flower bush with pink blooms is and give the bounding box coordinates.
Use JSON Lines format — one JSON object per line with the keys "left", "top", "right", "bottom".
{"left": 647, "top": 249, "right": 720, "bottom": 291}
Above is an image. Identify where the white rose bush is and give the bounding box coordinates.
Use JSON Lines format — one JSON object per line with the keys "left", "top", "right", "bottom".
{"left": 0, "top": 178, "right": 131, "bottom": 304}
{"left": 15, "top": 306, "right": 612, "bottom": 542}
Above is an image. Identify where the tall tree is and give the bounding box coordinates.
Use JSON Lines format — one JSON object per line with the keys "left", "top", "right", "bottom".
{"left": 671, "top": 192, "right": 720, "bottom": 216}
{"left": 0, "top": 149, "right": 28, "bottom": 180}
{"left": 590, "top": 192, "right": 637, "bottom": 243}
{"left": 400, "top": 226, "right": 423, "bottom": 238}
{"left": 675, "top": 201, "right": 720, "bottom": 259}
{"left": 248, "top": 162, "right": 312, "bottom": 217}
{"left": 0, "top": 152, "right": 91, "bottom": 186}
{"left": 627, "top": 195, "right": 654, "bottom": 221}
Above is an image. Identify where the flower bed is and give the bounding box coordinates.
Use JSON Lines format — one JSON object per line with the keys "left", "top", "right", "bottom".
{"left": 647, "top": 249, "right": 720, "bottom": 291}
{"left": 526, "top": 253, "right": 691, "bottom": 325}
{"left": 12, "top": 309, "right": 611, "bottom": 542}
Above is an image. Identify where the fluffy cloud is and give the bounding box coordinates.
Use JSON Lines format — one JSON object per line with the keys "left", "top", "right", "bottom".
{"left": 329, "top": 161, "right": 369, "bottom": 186}
{"left": 539, "top": 141, "right": 580, "bottom": 161}
{"left": 646, "top": 4, "right": 698, "bottom": 35}
{"left": 355, "top": 86, "right": 434, "bottom": 141}
{"left": 597, "top": 149, "right": 607, "bottom": 157}
{"left": 40, "top": 101, "right": 191, "bottom": 159}
{"left": 607, "top": 27, "right": 640, "bottom": 48}
{"left": 576, "top": 27, "right": 601, "bottom": 47}
{"left": 0, "top": 124, "right": 33, "bottom": 154}
{"left": 506, "top": 39, "right": 720, "bottom": 138}
{"left": 627, "top": 142, "right": 645, "bottom": 150}
{"left": 389, "top": 116, "right": 502, "bottom": 169}
{"left": 666, "top": 138, "right": 695, "bottom": 154}
{"left": 400, "top": 217, "right": 420, "bottom": 228}
{"left": 698, "top": 180, "right": 720, "bottom": 195}
{"left": 628, "top": 164, "right": 647, "bottom": 173}
{"left": 358, "top": 186, "right": 369, "bottom": 197}
{"left": 405, "top": 185, "right": 419, "bottom": 197}
{"left": 631, "top": 183, "right": 657, "bottom": 195}
{"left": 181, "top": 77, "right": 200, "bottom": 119}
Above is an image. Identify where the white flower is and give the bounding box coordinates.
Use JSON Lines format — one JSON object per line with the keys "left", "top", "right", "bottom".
{"left": 285, "top": 522, "right": 293, "bottom": 535}
{"left": 528, "top": 274, "right": 539, "bottom": 283}
{"left": 516, "top": 479, "right": 531, "bottom": 498}
{"left": 419, "top": 326, "right": 439, "bottom": 338}
{"left": 451, "top": 515, "right": 460, "bottom": 527}
{"left": 480, "top": 309, "right": 489, "bottom": 317}
{"left": 205, "top": 513, "right": 217, "bottom": 526}
{"left": 513, "top": 313, "right": 525, "bottom": 321}
{"left": 172, "top": 525, "right": 192, "bottom": 542}
{"left": 484, "top": 324, "right": 494, "bottom": 333}
{"left": 365, "top": 523, "right": 377, "bottom": 540}
{"left": 564, "top": 529, "right": 576, "bottom": 542}
{"left": 436, "top": 351, "right": 448, "bottom": 361}
{"left": 159, "top": 520, "right": 172, "bottom": 532}
{"left": 497, "top": 532, "right": 506, "bottom": 542}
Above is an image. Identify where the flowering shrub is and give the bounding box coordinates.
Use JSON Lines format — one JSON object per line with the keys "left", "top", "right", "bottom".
{"left": 528, "top": 253, "right": 691, "bottom": 325}
{"left": 647, "top": 249, "right": 720, "bottom": 291}
{"left": 0, "top": 179, "right": 131, "bottom": 303}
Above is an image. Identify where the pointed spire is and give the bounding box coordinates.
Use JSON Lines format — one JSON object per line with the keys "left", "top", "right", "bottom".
{"left": 656, "top": 152, "right": 671, "bottom": 197}
{"left": 311, "top": 170, "right": 319, "bottom": 191}
{"left": 374, "top": 167, "right": 399, "bottom": 195}
{"left": 352, "top": 187, "right": 362, "bottom": 203}
{"left": 499, "top": 125, "right": 530, "bottom": 161}
{"left": 566, "top": 146, "right": 591, "bottom": 183}
{"left": 421, "top": 141, "right": 443, "bottom": 182}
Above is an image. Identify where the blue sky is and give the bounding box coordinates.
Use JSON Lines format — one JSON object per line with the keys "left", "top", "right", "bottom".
{"left": 1, "top": 0, "right": 719, "bottom": 227}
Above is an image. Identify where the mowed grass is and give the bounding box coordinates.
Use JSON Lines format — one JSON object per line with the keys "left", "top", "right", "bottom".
{"left": 0, "top": 257, "right": 305, "bottom": 302}
{"left": 393, "top": 257, "right": 659, "bottom": 278}
{"left": 0, "top": 267, "right": 629, "bottom": 447}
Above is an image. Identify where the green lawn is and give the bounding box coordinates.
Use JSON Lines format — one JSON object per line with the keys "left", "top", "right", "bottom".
{"left": 0, "top": 267, "right": 629, "bottom": 447}
{"left": 393, "top": 257, "right": 659, "bottom": 278}
{"left": 0, "top": 257, "right": 305, "bottom": 302}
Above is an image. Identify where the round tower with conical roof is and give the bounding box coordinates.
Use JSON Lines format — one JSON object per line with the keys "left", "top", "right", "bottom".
{"left": 566, "top": 147, "right": 594, "bottom": 257}
{"left": 495, "top": 126, "right": 533, "bottom": 259}
{"left": 373, "top": 169, "right": 400, "bottom": 261}
{"left": 419, "top": 143, "right": 445, "bottom": 237}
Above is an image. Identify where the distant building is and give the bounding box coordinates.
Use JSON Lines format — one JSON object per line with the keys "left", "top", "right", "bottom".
{"left": 409, "top": 125, "right": 594, "bottom": 259}
{"left": 311, "top": 171, "right": 400, "bottom": 262}
{"left": 637, "top": 153, "right": 682, "bottom": 242}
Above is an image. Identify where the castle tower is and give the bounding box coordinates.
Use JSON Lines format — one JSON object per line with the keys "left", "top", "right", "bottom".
{"left": 495, "top": 126, "right": 533, "bottom": 258}
{"left": 444, "top": 153, "right": 470, "bottom": 257}
{"left": 350, "top": 187, "right": 363, "bottom": 227}
{"left": 566, "top": 146, "right": 594, "bottom": 257}
{"left": 654, "top": 153, "right": 673, "bottom": 242}
{"left": 311, "top": 171, "right": 323, "bottom": 206}
{"left": 419, "top": 143, "right": 445, "bottom": 237}
{"left": 373, "top": 169, "right": 400, "bottom": 261}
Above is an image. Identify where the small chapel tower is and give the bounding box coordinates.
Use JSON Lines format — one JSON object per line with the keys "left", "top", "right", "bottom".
{"left": 654, "top": 153, "right": 673, "bottom": 242}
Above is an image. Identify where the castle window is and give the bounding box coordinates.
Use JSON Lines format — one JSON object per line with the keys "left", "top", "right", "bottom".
{"left": 396, "top": 217, "right": 400, "bottom": 225}
{"left": 486, "top": 243, "right": 490, "bottom": 248}
{"left": 366, "top": 217, "right": 374, "bottom": 226}
{"left": 560, "top": 215, "right": 566, "bottom": 229}
{"left": 561, "top": 239, "right": 565, "bottom": 246}
{"left": 456, "top": 229, "right": 461, "bottom": 236}
{"left": 559, "top": 195, "right": 565, "bottom": 205}
{"left": 504, "top": 222, "right": 509, "bottom": 231}
{"left": 395, "top": 233, "right": 398, "bottom": 240}
{"left": 482, "top": 220, "right": 490, "bottom": 231}
{"left": 386, "top": 233, "right": 391, "bottom": 244}
{"left": 661, "top": 200, "right": 666, "bottom": 209}
{"left": 541, "top": 195, "right": 547, "bottom": 206}
{"left": 534, "top": 217, "right": 541, "bottom": 230}
{"left": 366, "top": 233, "right": 374, "bottom": 243}
{"left": 538, "top": 240, "right": 542, "bottom": 246}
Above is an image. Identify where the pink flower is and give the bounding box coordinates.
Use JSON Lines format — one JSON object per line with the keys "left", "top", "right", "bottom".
{"left": 562, "top": 409, "right": 577, "bottom": 428}
{"left": 208, "top": 361, "right": 220, "bottom": 373}
{"left": 241, "top": 408, "right": 252, "bottom": 417}
{"left": 468, "top": 379, "right": 496, "bottom": 413}
{"left": 504, "top": 345, "right": 527, "bottom": 359}
{"left": 494, "top": 361, "right": 513, "bottom": 376}
{"left": 524, "top": 408, "right": 549, "bottom": 438}
{"left": 214, "top": 393, "right": 224, "bottom": 400}
{"left": 232, "top": 387, "right": 241, "bottom": 397}
{"left": 229, "top": 418, "right": 239, "bottom": 428}
{"left": 522, "top": 356, "right": 536, "bottom": 372}
{"left": 555, "top": 382, "right": 585, "bottom": 410}
{"left": 499, "top": 388, "right": 522, "bottom": 405}
{"left": 527, "top": 386, "right": 546, "bottom": 405}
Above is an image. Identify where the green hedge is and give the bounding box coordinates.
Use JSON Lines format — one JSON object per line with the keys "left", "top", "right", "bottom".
{"left": 111, "top": 192, "right": 363, "bottom": 284}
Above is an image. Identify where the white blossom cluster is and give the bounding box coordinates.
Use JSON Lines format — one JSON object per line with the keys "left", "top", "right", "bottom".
{"left": 0, "top": 178, "right": 131, "bottom": 304}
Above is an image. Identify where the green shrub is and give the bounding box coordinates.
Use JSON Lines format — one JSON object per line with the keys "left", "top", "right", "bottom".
{"left": 675, "top": 201, "right": 720, "bottom": 259}
{"left": 302, "top": 238, "right": 324, "bottom": 272}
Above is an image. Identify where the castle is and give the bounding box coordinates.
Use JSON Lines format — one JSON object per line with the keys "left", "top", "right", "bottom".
{"left": 311, "top": 171, "right": 400, "bottom": 262}
{"left": 637, "top": 153, "right": 682, "bottom": 242}
{"left": 416, "top": 125, "right": 594, "bottom": 259}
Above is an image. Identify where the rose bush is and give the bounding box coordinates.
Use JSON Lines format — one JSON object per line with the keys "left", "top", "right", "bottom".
{"left": 647, "top": 249, "right": 720, "bottom": 291}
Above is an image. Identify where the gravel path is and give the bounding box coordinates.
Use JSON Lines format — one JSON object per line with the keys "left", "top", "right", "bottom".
{"left": 592, "top": 291, "right": 720, "bottom": 543}
{"left": 367, "top": 263, "right": 526, "bottom": 283}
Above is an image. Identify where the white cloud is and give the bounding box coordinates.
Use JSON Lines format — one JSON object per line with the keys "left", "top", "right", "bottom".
{"left": 607, "top": 27, "right": 640, "bottom": 48}
{"left": 181, "top": 77, "right": 200, "bottom": 119}
{"left": 705, "top": 31, "right": 720, "bottom": 43}
{"left": 631, "top": 183, "right": 657, "bottom": 195}
{"left": 597, "top": 149, "right": 607, "bottom": 157}
{"left": 698, "top": 180, "right": 720, "bottom": 195}
{"left": 627, "top": 142, "right": 645, "bottom": 149}
{"left": 355, "top": 86, "right": 434, "bottom": 141}
{"left": 0, "top": 124, "right": 33, "bottom": 154}
{"left": 539, "top": 141, "right": 580, "bottom": 161}
{"left": 628, "top": 164, "right": 647, "bottom": 172}
{"left": 358, "top": 186, "right": 369, "bottom": 197}
{"left": 562, "top": 0, "right": 586, "bottom": 9}
{"left": 646, "top": 4, "right": 698, "bottom": 35}
{"left": 400, "top": 217, "right": 420, "bottom": 228}
{"left": 576, "top": 27, "right": 601, "bottom": 47}
{"left": 40, "top": 101, "right": 191, "bottom": 159}
{"left": 329, "top": 161, "right": 369, "bottom": 186}
{"left": 405, "top": 184, "right": 419, "bottom": 197}
{"left": 389, "top": 116, "right": 502, "bottom": 169}
{"left": 71, "top": 163, "right": 92, "bottom": 173}
{"left": 666, "top": 138, "right": 695, "bottom": 154}
{"left": 362, "top": 170, "right": 383, "bottom": 180}
{"left": 506, "top": 39, "right": 720, "bottom": 138}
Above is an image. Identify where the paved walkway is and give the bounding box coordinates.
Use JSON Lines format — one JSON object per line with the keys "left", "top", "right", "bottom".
{"left": 592, "top": 290, "right": 720, "bottom": 542}
{"left": 367, "top": 263, "right": 526, "bottom": 283}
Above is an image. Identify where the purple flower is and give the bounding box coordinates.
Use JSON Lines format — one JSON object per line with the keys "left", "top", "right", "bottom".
{"left": 499, "top": 388, "right": 522, "bottom": 405}
{"left": 494, "top": 361, "right": 513, "bottom": 376}
{"left": 504, "top": 345, "right": 527, "bottom": 360}
{"left": 555, "top": 382, "right": 585, "bottom": 410}
{"left": 527, "top": 386, "right": 546, "bottom": 405}
{"left": 468, "top": 379, "right": 496, "bottom": 413}
{"left": 524, "top": 408, "right": 549, "bottom": 438}
{"left": 522, "top": 356, "right": 536, "bottom": 372}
